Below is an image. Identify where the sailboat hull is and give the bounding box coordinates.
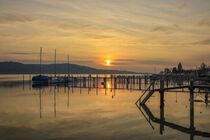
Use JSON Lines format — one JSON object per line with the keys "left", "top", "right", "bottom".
{"left": 32, "top": 75, "right": 51, "bottom": 83}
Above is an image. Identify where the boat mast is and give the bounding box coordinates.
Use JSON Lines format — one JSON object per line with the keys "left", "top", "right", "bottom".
{"left": 54, "top": 49, "right": 56, "bottom": 77}
{"left": 68, "top": 55, "right": 70, "bottom": 77}
{"left": 40, "top": 47, "right": 42, "bottom": 75}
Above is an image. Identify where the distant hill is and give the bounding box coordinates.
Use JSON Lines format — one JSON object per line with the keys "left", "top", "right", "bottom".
{"left": 0, "top": 61, "right": 139, "bottom": 74}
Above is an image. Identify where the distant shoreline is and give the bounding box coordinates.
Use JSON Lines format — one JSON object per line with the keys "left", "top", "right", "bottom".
{"left": 0, "top": 61, "right": 146, "bottom": 75}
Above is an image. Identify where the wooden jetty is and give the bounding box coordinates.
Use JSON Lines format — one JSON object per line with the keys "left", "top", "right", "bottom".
{"left": 30, "top": 72, "right": 209, "bottom": 92}
{"left": 136, "top": 79, "right": 210, "bottom": 106}
{"left": 134, "top": 74, "right": 210, "bottom": 140}
{"left": 136, "top": 80, "right": 210, "bottom": 140}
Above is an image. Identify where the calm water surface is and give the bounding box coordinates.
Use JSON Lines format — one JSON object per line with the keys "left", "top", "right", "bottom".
{"left": 0, "top": 74, "right": 210, "bottom": 140}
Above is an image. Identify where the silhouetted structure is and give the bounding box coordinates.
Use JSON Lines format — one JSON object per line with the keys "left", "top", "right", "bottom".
{"left": 178, "top": 62, "right": 183, "bottom": 73}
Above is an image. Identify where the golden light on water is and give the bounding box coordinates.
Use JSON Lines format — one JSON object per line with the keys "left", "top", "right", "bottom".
{"left": 106, "top": 60, "right": 111, "bottom": 66}
{"left": 107, "top": 82, "right": 111, "bottom": 89}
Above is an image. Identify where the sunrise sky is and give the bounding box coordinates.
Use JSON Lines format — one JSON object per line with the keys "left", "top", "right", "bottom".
{"left": 0, "top": 0, "right": 209, "bottom": 72}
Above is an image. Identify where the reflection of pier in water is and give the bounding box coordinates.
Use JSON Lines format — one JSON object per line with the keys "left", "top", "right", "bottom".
{"left": 34, "top": 75, "right": 155, "bottom": 118}
{"left": 32, "top": 75, "right": 157, "bottom": 119}
{"left": 136, "top": 81, "right": 210, "bottom": 140}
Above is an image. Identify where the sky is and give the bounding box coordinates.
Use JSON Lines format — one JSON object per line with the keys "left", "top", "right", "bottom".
{"left": 0, "top": 0, "right": 209, "bottom": 72}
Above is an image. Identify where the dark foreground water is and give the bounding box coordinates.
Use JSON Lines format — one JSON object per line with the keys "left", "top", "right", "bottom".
{"left": 0, "top": 75, "right": 210, "bottom": 140}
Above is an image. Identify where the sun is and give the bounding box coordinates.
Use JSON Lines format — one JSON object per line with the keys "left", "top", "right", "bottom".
{"left": 106, "top": 60, "right": 111, "bottom": 66}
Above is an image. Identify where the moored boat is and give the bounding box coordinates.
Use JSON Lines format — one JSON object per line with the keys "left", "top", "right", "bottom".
{"left": 32, "top": 75, "right": 51, "bottom": 83}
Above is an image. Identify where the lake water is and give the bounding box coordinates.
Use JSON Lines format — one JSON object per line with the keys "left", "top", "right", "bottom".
{"left": 0, "top": 74, "right": 210, "bottom": 140}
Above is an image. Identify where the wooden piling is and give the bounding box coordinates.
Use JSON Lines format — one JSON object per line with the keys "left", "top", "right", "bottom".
{"left": 114, "top": 77, "right": 117, "bottom": 89}
{"left": 104, "top": 77, "right": 106, "bottom": 88}
{"left": 189, "top": 81, "right": 195, "bottom": 131}
{"left": 159, "top": 79, "right": 165, "bottom": 135}
{"left": 139, "top": 77, "right": 141, "bottom": 90}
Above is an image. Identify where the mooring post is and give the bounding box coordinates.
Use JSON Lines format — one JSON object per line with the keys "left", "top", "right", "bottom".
{"left": 104, "top": 77, "right": 107, "bottom": 95}
{"left": 189, "top": 81, "right": 195, "bottom": 132}
{"left": 126, "top": 77, "right": 129, "bottom": 89}
{"left": 104, "top": 77, "right": 106, "bottom": 89}
{"left": 111, "top": 74, "right": 113, "bottom": 88}
{"left": 93, "top": 77, "right": 95, "bottom": 88}
{"left": 97, "top": 75, "right": 99, "bottom": 88}
{"left": 79, "top": 75, "right": 81, "bottom": 86}
{"left": 89, "top": 74, "right": 92, "bottom": 88}
{"left": 83, "top": 77, "right": 86, "bottom": 87}
{"left": 160, "top": 79, "right": 165, "bottom": 135}
{"left": 114, "top": 77, "right": 117, "bottom": 89}
{"left": 88, "top": 75, "right": 90, "bottom": 89}
{"left": 205, "top": 89, "right": 208, "bottom": 106}
{"left": 29, "top": 74, "right": 31, "bottom": 90}
{"left": 139, "top": 77, "right": 141, "bottom": 90}
{"left": 130, "top": 76, "right": 133, "bottom": 90}
{"left": 136, "top": 76, "right": 138, "bottom": 84}
{"left": 72, "top": 75, "right": 74, "bottom": 87}
{"left": 166, "top": 79, "right": 169, "bottom": 88}
{"left": 145, "top": 76, "right": 148, "bottom": 85}
{"left": 133, "top": 76, "right": 135, "bottom": 84}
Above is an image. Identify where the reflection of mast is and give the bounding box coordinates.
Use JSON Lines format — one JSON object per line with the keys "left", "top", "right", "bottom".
{"left": 67, "top": 86, "right": 70, "bottom": 108}
{"left": 54, "top": 86, "right": 56, "bottom": 118}
{"left": 39, "top": 88, "right": 42, "bottom": 118}
{"left": 88, "top": 87, "right": 90, "bottom": 94}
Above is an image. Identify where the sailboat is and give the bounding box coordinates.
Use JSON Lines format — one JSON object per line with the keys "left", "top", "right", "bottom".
{"left": 49, "top": 49, "right": 60, "bottom": 84}
{"left": 49, "top": 50, "right": 72, "bottom": 84}
{"left": 32, "top": 47, "right": 51, "bottom": 83}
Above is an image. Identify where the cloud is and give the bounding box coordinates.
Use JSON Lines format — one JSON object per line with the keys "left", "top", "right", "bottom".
{"left": 112, "top": 59, "right": 178, "bottom": 66}
{"left": 8, "top": 52, "right": 38, "bottom": 55}
{"left": 192, "top": 52, "right": 210, "bottom": 62}
{"left": 80, "top": 33, "right": 113, "bottom": 39}
{"left": 0, "top": 13, "right": 35, "bottom": 24}
{"left": 7, "top": 51, "right": 50, "bottom": 55}
{"left": 193, "top": 39, "right": 210, "bottom": 45}
{"left": 111, "top": 62, "right": 130, "bottom": 66}
{"left": 110, "top": 59, "right": 136, "bottom": 66}
{"left": 173, "top": 0, "right": 188, "bottom": 8}
{"left": 54, "top": 21, "right": 91, "bottom": 30}
{"left": 197, "top": 19, "right": 210, "bottom": 27}
{"left": 115, "top": 59, "right": 136, "bottom": 62}
{"left": 137, "top": 59, "right": 177, "bottom": 66}
{"left": 152, "top": 24, "right": 179, "bottom": 34}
